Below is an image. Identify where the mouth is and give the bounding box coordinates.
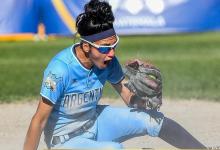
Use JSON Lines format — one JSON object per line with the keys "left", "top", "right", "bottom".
{"left": 104, "top": 59, "right": 112, "bottom": 65}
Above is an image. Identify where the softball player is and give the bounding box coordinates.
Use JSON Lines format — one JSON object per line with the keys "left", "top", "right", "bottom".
{"left": 24, "top": 0, "right": 206, "bottom": 149}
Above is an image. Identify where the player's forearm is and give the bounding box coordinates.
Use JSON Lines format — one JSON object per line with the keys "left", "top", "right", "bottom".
{"left": 23, "top": 115, "right": 45, "bottom": 150}
{"left": 120, "top": 85, "right": 133, "bottom": 105}
{"left": 112, "top": 80, "right": 133, "bottom": 105}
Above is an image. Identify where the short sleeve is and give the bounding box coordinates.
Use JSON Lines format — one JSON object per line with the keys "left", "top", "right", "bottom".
{"left": 107, "top": 57, "right": 125, "bottom": 84}
{"left": 40, "top": 59, "right": 69, "bottom": 104}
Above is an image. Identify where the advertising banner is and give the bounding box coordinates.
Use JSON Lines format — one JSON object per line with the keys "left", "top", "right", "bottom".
{"left": 110, "top": 0, "right": 220, "bottom": 34}
{"left": 0, "top": 0, "right": 220, "bottom": 36}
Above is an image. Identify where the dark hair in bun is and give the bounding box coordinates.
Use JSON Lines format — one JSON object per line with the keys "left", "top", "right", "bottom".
{"left": 76, "top": 0, "right": 115, "bottom": 36}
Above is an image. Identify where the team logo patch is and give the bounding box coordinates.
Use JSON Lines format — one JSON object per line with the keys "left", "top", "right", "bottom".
{"left": 44, "top": 72, "right": 62, "bottom": 91}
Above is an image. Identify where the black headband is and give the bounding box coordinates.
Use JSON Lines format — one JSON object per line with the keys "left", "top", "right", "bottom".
{"left": 81, "top": 28, "right": 116, "bottom": 42}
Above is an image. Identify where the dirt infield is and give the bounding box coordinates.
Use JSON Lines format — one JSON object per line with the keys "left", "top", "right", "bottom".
{"left": 1, "top": 98, "right": 220, "bottom": 150}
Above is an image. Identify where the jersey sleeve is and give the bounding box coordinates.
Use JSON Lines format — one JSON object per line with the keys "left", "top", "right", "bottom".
{"left": 107, "top": 57, "right": 125, "bottom": 84}
{"left": 40, "top": 59, "right": 69, "bottom": 104}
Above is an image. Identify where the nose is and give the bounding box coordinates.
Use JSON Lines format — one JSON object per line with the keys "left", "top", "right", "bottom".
{"left": 106, "top": 48, "right": 115, "bottom": 58}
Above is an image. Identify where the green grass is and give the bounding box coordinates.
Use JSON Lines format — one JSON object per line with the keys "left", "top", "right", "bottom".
{"left": 0, "top": 32, "right": 220, "bottom": 102}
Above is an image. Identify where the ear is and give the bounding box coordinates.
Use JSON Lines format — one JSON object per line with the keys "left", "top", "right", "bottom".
{"left": 81, "top": 42, "right": 90, "bottom": 53}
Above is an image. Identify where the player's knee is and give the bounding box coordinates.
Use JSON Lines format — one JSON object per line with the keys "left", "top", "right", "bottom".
{"left": 145, "top": 110, "right": 164, "bottom": 137}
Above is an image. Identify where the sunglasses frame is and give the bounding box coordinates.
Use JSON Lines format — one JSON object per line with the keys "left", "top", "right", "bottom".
{"left": 80, "top": 35, "right": 119, "bottom": 54}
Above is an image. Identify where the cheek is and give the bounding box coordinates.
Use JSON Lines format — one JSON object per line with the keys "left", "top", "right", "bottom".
{"left": 89, "top": 49, "right": 105, "bottom": 63}
{"left": 90, "top": 50, "right": 106, "bottom": 68}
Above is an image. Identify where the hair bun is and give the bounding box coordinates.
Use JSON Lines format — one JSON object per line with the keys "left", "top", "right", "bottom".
{"left": 76, "top": 0, "right": 115, "bottom": 36}
{"left": 84, "top": 0, "right": 114, "bottom": 24}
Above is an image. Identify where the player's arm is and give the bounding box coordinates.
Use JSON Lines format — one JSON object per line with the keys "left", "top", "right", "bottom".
{"left": 23, "top": 97, "right": 53, "bottom": 150}
{"left": 112, "top": 78, "right": 146, "bottom": 108}
{"left": 112, "top": 78, "right": 132, "bottom": 105}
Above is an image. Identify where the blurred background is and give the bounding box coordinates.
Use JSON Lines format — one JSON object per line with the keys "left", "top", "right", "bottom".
{"left": 0, "top": 0, "right": 220, "bottom": 102}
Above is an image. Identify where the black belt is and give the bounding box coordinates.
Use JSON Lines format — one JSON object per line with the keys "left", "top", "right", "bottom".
{"left": 52, "top": 119, "right": 95, "bottom": 145}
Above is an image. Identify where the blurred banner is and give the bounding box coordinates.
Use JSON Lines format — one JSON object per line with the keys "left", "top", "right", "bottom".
{"left": 0, "top": 0, "right": 220, "bottom": 37}
{"left": 110, "top": 0, "right": 220, "bottom": 34}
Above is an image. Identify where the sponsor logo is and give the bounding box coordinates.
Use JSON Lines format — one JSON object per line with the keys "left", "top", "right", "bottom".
{"left": 44, "top": 72, "right": 62, "bottom": 91}
{"left": 72, "top": 79, "right": 77, "bottom": 84}
{"left": 108, "top": 0, "right": 188, "bottom": 15}
{"left": 106, "top": 0, "right": 188, "bottom": 28}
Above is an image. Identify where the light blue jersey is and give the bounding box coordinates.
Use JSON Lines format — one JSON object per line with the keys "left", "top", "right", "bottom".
{"left": 40, "top": 44, "right": 164, "bottom": 149}
{"left": 40, "top": 44, "right": 124, "bottom": 140}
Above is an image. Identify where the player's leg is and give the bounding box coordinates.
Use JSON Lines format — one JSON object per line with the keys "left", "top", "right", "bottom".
{"left": 96, "top": 105, "right": 164, "bottom": 142}
{"left": 158, "top": 117, "right": 206, "bottom": 149}
{"left": 50, "top": 136, "right": 123, "bottom": 149}
{"left": 96, "top": 105, "right": 206, "bottom": 149}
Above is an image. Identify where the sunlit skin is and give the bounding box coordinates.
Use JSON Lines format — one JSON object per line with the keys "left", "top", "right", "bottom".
{"left": 75, "top": 35, "right": 117, "bottom": 69}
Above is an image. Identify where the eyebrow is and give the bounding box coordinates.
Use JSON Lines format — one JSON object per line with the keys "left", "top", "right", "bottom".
{"left": 101, "top": 43, "right": 111, "bottom": 46}
{"left": 101, "top": 39, "right": 117, "bottom": 46}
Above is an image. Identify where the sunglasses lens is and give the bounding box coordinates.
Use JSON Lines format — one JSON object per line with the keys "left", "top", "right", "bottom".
{"left": 98, "top": 47, "right": 112, "bottom": 54}
{"left": 98, "top": 44, "right": 118, "bottom": 54}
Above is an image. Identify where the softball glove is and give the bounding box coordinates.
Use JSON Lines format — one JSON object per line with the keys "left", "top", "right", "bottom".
{"left": 123, "top": 59, "right": 162, "bottom": 110}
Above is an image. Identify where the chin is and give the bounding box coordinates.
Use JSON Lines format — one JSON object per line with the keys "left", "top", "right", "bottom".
{"left": 99, "top": 64, "right": 107, "bottom": 69}
{"left": 96, "top": 63, "right": 107, "bottom": 69}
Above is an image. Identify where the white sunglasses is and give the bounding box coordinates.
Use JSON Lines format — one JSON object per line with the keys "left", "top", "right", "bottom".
{"left": 80, "top": 35, "right": 119, "bottom": 54}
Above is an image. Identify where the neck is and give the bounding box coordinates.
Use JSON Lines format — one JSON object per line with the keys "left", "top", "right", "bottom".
{"left": 74, "top": 45, "right": 93, "bottom": 69}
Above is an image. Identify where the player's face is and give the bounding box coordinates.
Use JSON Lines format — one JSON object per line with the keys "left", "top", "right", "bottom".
{"left": 88, "top": 35, "right": 118, "bottom": 69}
